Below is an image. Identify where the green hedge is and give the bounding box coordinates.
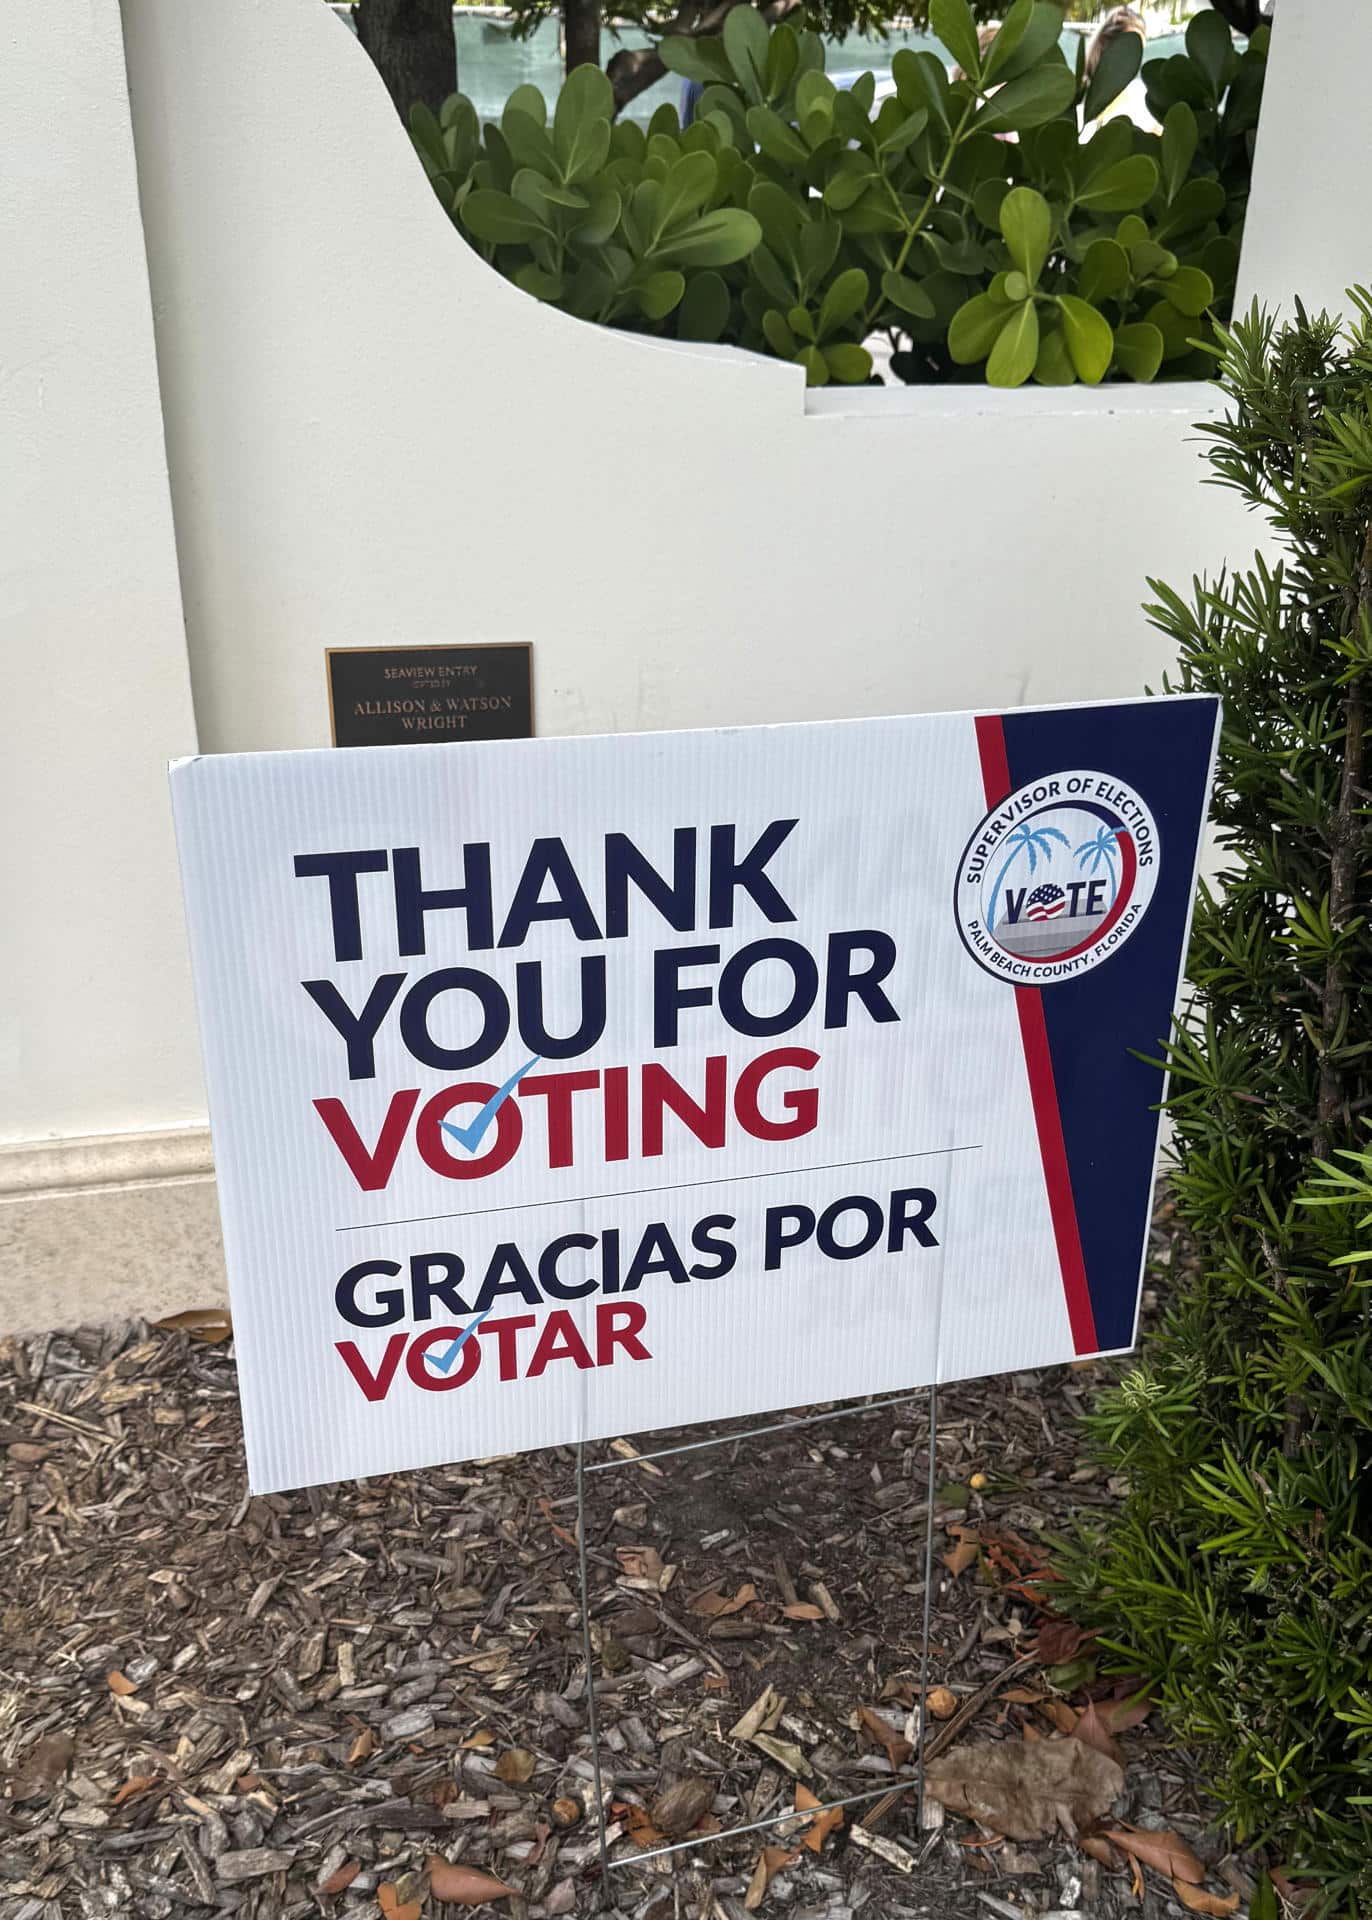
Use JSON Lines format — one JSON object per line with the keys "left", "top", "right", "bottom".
{"left": 412, "top": 1, "right": 1266, "bottom": 386}
{"left": 1057, "top": 295, "right": 1372, "bottom": 1914}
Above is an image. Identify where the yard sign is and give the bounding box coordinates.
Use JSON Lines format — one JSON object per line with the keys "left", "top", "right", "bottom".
{"left": 172, "top": 697, "right": 1218, "bottom": 1494}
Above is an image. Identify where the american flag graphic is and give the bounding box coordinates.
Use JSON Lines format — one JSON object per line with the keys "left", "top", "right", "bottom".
{"left": 1026, "top": 883, "right": 1067, "bottom": 920}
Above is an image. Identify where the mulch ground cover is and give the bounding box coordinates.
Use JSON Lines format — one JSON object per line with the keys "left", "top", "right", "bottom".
{"left": 2, "top": 1215, "right": 1267, "bottom": 1920}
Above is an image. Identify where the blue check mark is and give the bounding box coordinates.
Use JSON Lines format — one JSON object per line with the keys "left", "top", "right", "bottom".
{"left": 425, "top": 1309, "right": 494, "bottom": 1375}
{"left": 440, "top": 1053, "right": 542, "bottom": 1154}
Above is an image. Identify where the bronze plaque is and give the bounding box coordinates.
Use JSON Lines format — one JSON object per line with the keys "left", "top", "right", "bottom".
{"left": 326, "top": 643, "right": 533, "bottom": 748}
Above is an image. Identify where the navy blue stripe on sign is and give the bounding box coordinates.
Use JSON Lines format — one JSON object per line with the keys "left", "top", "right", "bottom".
{"left": 998, "top": 697, "right": 1219, "bottom": 1352}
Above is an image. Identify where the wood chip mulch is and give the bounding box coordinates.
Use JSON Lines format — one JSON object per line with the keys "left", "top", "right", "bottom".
{"left": 1, "top": 1241, "right": 1264, "bottom": 1920}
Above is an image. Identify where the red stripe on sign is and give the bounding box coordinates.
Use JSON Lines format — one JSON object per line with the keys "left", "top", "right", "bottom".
{"left": 973, "top": 713, "right": 1099, "bottom": 1355}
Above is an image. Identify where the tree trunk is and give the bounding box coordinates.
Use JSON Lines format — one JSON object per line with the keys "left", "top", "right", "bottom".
{"left": 563, "top": 0, "right": 601, "bottom": 76}
{"left": 354, "top": 0, "right": 457, "bottom": 122}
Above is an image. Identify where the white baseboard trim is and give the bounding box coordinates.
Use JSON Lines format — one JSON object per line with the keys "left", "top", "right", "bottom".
{"left": 0, "top": 1127, "right": 226, "bottom": 1334}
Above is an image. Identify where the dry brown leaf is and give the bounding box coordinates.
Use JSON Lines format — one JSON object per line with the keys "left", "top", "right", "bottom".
{"left": 1041, "top": 1700, "right": 1078, "bottom": 1735}
{"left": 426, "top": 1856, "right": 514, "bottom": 1905}
{"left": 1174, "top": 1884, "right": 1240, "bottom": 1916}
{"left": 1072, "top": 1699, "right": 1124, "bottom": 1766}
{"left": 619, "top": 1801, "right": 666, "bottom": 1848}
{"left": 320, "top": 1861, "right": 361, "bottom": 1896}
{"left": 110, "top": 1772, "right": 159, "bottom": 1807}
{"left": 1100, "top": 1690, "right": 1154, "bottom": 1734}
{"left": 1034, "top": 1618, "right": 1090, "bottom": 1664}
{"left": 858, "top": 1705, "right": 913, "bottom": 1770}
{"left": 926, "top": 1738, "right": 1123, "bottom": 1841}
{"left": 105, "top": 1670, "right": 138, "bottom": 1697}
{"left": 651, "top": 1776, "right": 715, "bottom": 1838}
{"left": 378, "top": 1886, "right": 423, "bottom": 1920}
{"left": 493, "top": 1747, "right": 536, "bottom": 1784}
{"left": 691, "top": 1582, "right": 756, "bottom": 1619}
{"left": 943, "top": 1533, "right": 981, "bottom": 1577}
{"left": 782, "top": 1602, "right": 824, "bottom": 1622}
{"left": 750, "top": 1732, "right": 812, "bottom": 1778}
{"left": 153, "top": 1308, "right": 233, "bottom": 1345}
{"left": 1002, "top": 1687, "right": 1048, "bottom": 1705}
{"left": 1080, "top": 1833, "right": 1120, "bottom": 1868}
{"left": 1103, "top": 1826, "right": 1206, "bottom": 1885}
{"left": 794, "top": 1783, "right": 844, "bottom": 1852}
{"left": 744, "top": 1844, "right": 798, "bottom": 1910}
{"left": 926, "top": 1686, "right": 958, "bottom": 1720}
{"left": 730, "top": 1685, "right": 783, "bottom": 1742}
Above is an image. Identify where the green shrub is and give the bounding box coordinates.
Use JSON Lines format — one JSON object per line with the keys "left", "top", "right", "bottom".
{"left": 1056, "top": 295, "right": 1372, "bottom": 1912}
{"left": 411, "top": 0, "right": 1266, "bottom": 387}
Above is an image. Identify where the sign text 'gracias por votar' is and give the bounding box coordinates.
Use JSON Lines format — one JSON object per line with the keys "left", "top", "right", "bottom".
{"left": 171, "top": 699, "right": 1218, "bottom": 1493}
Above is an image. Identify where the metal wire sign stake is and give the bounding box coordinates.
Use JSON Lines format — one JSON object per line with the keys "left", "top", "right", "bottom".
{"left": 574, "top": 1382, "right": 941, "bottom": 1898}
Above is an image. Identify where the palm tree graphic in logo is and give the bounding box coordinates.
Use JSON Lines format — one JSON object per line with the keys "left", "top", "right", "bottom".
{"left": 987, "top": 820, "right": 1071, "bottom": 932}
{"left": 1074, "top": 822, "right": 1121, "bottom": 906}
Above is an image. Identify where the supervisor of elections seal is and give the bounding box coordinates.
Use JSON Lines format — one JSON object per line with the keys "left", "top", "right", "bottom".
{"left": 955, "top": 770, "right": 1160, "bottom": 984}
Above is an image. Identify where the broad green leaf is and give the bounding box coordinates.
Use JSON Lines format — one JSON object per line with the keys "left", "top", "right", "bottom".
{"left": 988, "top": 2, "right": 1065, "bottom": 84}
{"left": 797, "top": 216, "right": 842, "bottom": 282}
{"left": 722, "top": 3, "right": 770, "bottom": 100}
{"left": 875, "top": 105, "right": 927, "bottom": 155}
{"left": 746, "top": 105, "right": 809, "bottom": 167}
{"left": 1153, "top": 174, "right": 1225, "bottom": 241}
{"left": 765, "top": 22, "right": 800, "bottom": 101}
{"left": 892, "top": 48, "right": 951, "bottom": 128}
{"left": 1078, "top": 237, "right": 1130, "bottom": 304}
{"left": 657, "top": 207, "right": 762, "bottom": 268}
{"left": 1145, "top": 294, "right": 1197, "bottom": 358}
{"left": 571, "top": 184, "right": 622, "bottom": 248}
{"left": 1057, "top": 293, "right": 1113, "bottom": 383}
{"left": 750, "top": 241, "right": 794, "bottom": 306}
{"left": 1185, "top": 7, "right": 1235, "bottom": 98}
{"left": 798, "top": 343, "right": 829, "bottom": 386}
{"left": 678, "top": 270, "right": 731, "bottom": 341}
{"left": 999, "top": 185, "right": 1052, "bottom": 286}
{"left": 881, "top": 269, "right": 935, "bottom": 319}
{"left": 513, "top": 263, "right": 564, "bottom": 301}
{"left": 1159, "top": 264, "right": 1214, "bottom": 315}
{"left": 986, "top": 300, "right": 1040, "bottom": 386}
{"left": 635, "top": 269, "right": 686, "bottom": 320}
{"left": 1112, "top": 319, "right": 1164, "bottom": 381}
{"left": 659, "top": 35, "right": 734, "bottom": 86}
{"left": 501, "top": 106, "right": 558, "bottom": 175}
{"left": 1004, "top": 270, "right": 1030, "bottom": 303}
{"left": 553, "top": 68, "right": 613, "bottom": 184}
{"left": 512, "top": 169, "right": 587, "bottom": 213}
{"left": 656, "top": 151, "right": 717, "bottom": 233}
{"left": 748, "top": 180, "right": 805, "bottom": 251}
{"left": 1033, "top": 323, "right": 1076, "bottom": 385}
{"left": 948, "top": 291, "right": 1012, "bottom": 364}
{"left": 824, "top": 343, "right": 872, "bottom": 383}
{"left": 1075, "top": 154, "right": 1159, "bottom": 212}
{"left": 836, "top": 197, "right": 905, "bottom": 236}
{"left": 974, "top": 62, "right": 1076, "bottom": 133}
{"left": 972, "top": 178, "right": 1011, "bottom": 231}
{"left": 930, "top": 0, "right": 981, "bottom": 79}
{"left": 787, "top": 304, "right": 816, "bottom": 341}
{"left": 981, "top": 0, "right": 1034, "bottom": 85}
{"left": 762, "top": 308, "right": 797, "bottom": 356}
{"left": 505, "top": 84, "right": 548, "bottom": 128}
{"left": 795, "top": 68, "right": 836, "bottom": 120}
{"left": 1082, "top": 26, "right": 1142, "bottom": 123}
{"left": 822, "top": 166, "right": 876, "bottom": 212}
{"left": 818, "top": 267, "right": 869, "bottom": 338}
{"left": 1160, "top": 100, "right": 1198, "bottom": 201}
{"left": 409, "top": 103, "right": 449, "bottom": 177}
{"left": 461, "top": 189, "right": 550, "bottom": 246}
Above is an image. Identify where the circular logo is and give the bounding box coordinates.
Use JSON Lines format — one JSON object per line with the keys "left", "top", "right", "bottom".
{"left": 955, "top": 771, "right": 1159, "bottom": 984}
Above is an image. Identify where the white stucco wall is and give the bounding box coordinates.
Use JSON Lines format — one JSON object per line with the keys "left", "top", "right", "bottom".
{"left": 0, "top": 4, "right": 201, "bottom": 1145}
{"left": 120, "top": 0, "right": 1270, "bottom": 765}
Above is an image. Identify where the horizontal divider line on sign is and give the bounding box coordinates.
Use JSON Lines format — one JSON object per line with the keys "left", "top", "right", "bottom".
{"left": 335, "top": 1143, "right": 984, "bottom": 1233}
